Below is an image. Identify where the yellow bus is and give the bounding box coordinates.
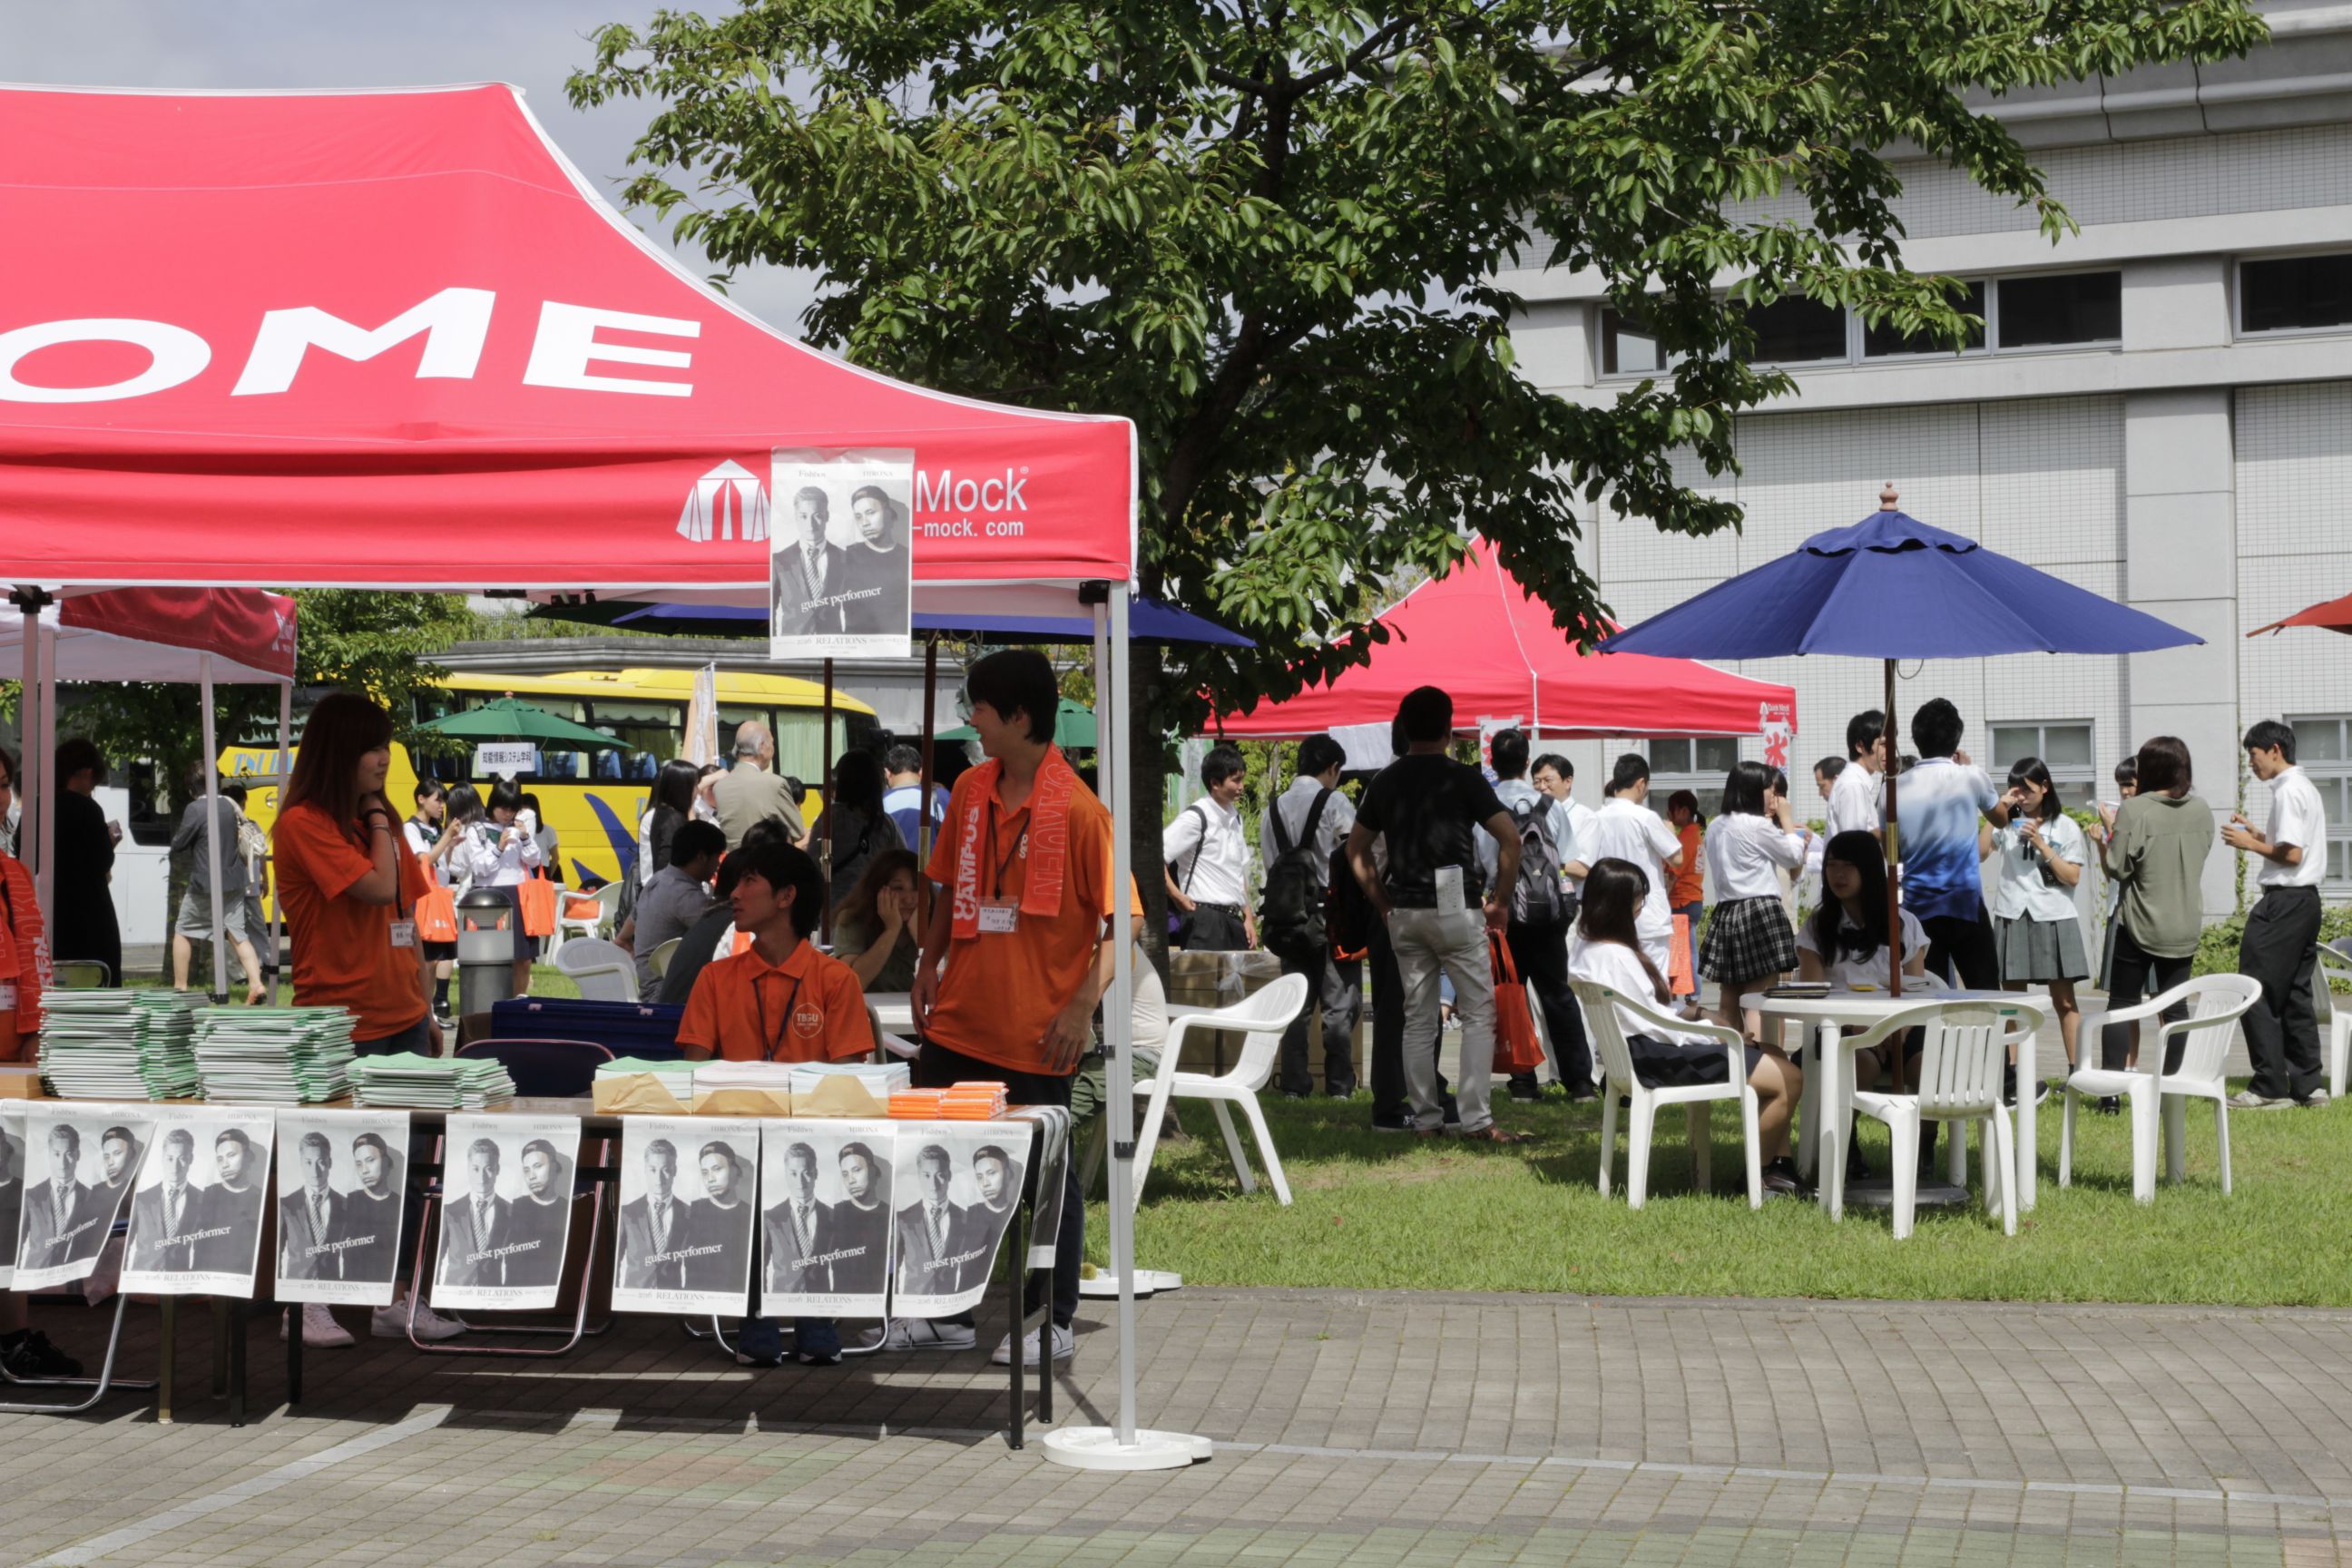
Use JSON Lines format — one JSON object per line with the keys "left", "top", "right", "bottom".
{"left": 226, "top": 668, "right": 877, "bottom": 889}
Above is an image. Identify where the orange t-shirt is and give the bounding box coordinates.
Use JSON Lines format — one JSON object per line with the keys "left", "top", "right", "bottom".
{"left": 677, "top": 937, "right": 873, "bottom": 1063}
{"left": 273, "top": 800, "right": 432, "bottom": 1042}
{"left": 1669, "top": 823, "right": 1705, "bottom": 906}
{"left": 923, "top": 765, "right": 1140, "bottom": 1076}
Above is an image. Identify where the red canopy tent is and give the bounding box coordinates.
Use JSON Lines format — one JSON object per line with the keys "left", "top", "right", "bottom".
{"left": 2249, "top": 593, "right": 2352, "bottom": 637}
{"left": 0, "top": 83, "right": 1180, "bottom": 1465}
{"left": 1217, "top": 538, "right": 1797, "bottom": 742}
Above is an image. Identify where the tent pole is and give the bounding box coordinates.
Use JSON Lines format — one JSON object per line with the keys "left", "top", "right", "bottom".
{"left": 14, "top": 593, "right": 37, "bottom": 887}
{"left": 200, "top": 654, "right": 228, "bottom": 1004}
{"left": 917, "top": 636, "right": 938, "bottom": 920}
{"left": 34, "top": 607, "right": 54, "bottom": 927}
{"left": 818, "top": 656, "right": 835, "bottom": 943}
{"left": 274, "top": 680, "right": 292, "bottom": 991}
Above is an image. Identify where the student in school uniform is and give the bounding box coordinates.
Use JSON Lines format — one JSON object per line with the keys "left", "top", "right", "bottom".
{"left": 1663, "top": 791, "right": 1706, "bottom": 1004}
{"left": 1567, "top": 755, "right": 1684, "bottom": 975}
{"left": 1797, "top": 830, "right": 1933, "bottom": 1180}
{"left": 1979, "top": 757, "right": 2090, "bottom": 1081}
{"left": 1698, "top": 762, "right": 1813, "bottom": 1046}
{"left": 1570, "top": 858, "right": 1803, "bottom": 1196}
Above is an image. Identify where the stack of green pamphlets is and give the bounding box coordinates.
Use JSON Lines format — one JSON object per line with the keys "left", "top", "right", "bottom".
{"left": 129, "top": 990, "right": 204, "bottom": 1098}
{"left": 193, "top": 1005, "right": 357, "bottom": 1103}
{"left": 36, "top": 989, "right": 144, "bottom": 1099}
{"left": 349, "top": 1052, "right": 515, "bottom": 1111}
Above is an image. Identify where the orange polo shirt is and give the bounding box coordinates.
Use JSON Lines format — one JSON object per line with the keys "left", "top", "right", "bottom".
{"left": 273, "top": 800, "right": 433, "bottom": 1043}
{"left": 923, "top": 766, "right": 1141, "bottom": 1077}
{"left": 677, "top": 936, "right": 873, "bottom": 1063}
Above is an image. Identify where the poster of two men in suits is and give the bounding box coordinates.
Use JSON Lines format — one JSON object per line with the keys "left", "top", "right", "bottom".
{"left": 757, "top": 1120, "right": 895, "bottom": 1321}
{"left": 273, "top": 1107, "right": 411, "bottom": 1308}
{"left": 611, "top": 1117, "right": 758, "bottom": 1316}
{"left": 889, "top": 1123, "right": 1024, "bottom": 1318}
{"left": 12, "top": 1102, "right": 155, "bottom": 1291}
{"left": 430, "top": 1114, "right": 581, "bottom": 1312}
{"left": 120, "top": 1108, "right": 274, "bottom": 1297}
{"left": 769, "top": 448, "right": 914, "bottom": 660}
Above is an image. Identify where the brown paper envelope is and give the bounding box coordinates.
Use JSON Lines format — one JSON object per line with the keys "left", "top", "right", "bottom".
{"left": 796, "top": 1075, "right": 888, "bottom": 1119}
{"left": 0, "top": 1065, "right": 44, "bottom": 1100}
{"left": 691, "top": 1087, "right": 793, "bottom": 1116}
{"left": 592, "top": 1074, "right": 691, "bottom": 1115}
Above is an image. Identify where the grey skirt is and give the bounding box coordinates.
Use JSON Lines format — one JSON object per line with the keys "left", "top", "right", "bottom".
{"left": 1994, "top": 914, "right": 2089, "bottom": 984}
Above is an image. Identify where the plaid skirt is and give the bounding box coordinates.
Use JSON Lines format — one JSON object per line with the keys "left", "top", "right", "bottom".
{"left": 1698, "top": 894, "right": 1798, "bottom": 981}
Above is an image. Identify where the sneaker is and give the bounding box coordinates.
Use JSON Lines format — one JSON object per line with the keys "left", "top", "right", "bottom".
{"left": 795, "top": 1319, "right": 843, "bottom": 1367}
{"left": 2225, "top": 1090, "right": 2294, "bottom": 1111}
{"left": 285, "top": 1304, "right": 354, "bottom": 1348}
{"left": 1506, "top": 1081, "right": 1542, "bottom": 1103}
{"left": 877, "top": 1318, "right": 977, "bottom": 1353}
{"left": 2299, "top": 1089, "right": 2333, "bottom": 1109}
{"left": 2093, "top": 1096, "right": 2122, "bottom": 1116}
{"left": 0, "top": 1328, "right": 82, "bottom": 1380}
{"left": 1370, "top": 1112, "right": 1415, "bottom": 1133}
{"left": 735, "top": 1318, "right": 786, "bottom": 1367}
{"left": 373, "top": 1298, "right": 468, "bottom": 1341}
{"left": 1324, "top": 1083, "right": 1359, "bottom": 1100}
{"left": 1566, "top": 1083, "right": 1601, "bottom": 1103}
{"left": 990, "top": 1323, "right": 1075, "bottom": 1367}
{"left": 1762, "top": 1156, "right": 1802, "bottom": 1198}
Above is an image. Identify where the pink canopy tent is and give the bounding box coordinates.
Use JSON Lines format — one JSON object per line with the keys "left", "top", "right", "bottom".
{"left": 1218, "top": 538, "right": 1797, "bottom": 743}
{"left": 0, "top": 83, "right": 1177, "bottom": 1465}
{"left": 2, "top": 588, "right": 298, "bottom": 998}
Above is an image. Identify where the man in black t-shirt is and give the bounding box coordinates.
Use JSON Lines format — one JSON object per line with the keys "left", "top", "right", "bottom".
{"left": 1343, "top": 687, "right": 1527, "bottom": 1143}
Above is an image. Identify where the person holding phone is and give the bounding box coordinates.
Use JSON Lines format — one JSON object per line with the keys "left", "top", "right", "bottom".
{"left": 449, "top": 777, "right": 544, "bottom": 996}
{"left": 1979, "top": 758, "right": 2089, "bottom": 1079}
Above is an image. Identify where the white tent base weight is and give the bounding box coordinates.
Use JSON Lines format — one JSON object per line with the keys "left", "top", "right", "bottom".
{"left": 1041, "top": 1426, "right": 1213, "bottom": 1472}
{"left": 1079, "top": 1269, "right": 1182, "bottom": 1299}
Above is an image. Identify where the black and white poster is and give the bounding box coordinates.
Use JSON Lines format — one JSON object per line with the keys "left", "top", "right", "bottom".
{"left": 273, "top": 1108, "right": 412, "bottom": 1307}
{"left": 430, "top": 1113, "right": 580, "bottom": 1312}
{"left": 890, "top": 1122, "right": 1021, "bottom": 1318}
{"left": 758, "top": 1120, "right": 894, "bottom": 1321}
{"left": 769, "top": 447, "right": 914, "bottom": 659}
{"left": 122, "top": 1109, "right": 274, "bottom": 1298}
{"left": 612, "top": 1117, "right": 759, "bottom": 1317}
{"left": 14, "top": 1103, "right": 154, "bottom": 1290}
{"left": 0, "top": 1105, "right": 24, "bottom": 1289}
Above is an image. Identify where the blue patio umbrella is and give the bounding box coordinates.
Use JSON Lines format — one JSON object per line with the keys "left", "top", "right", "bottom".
{"left": 1602, "top": 485, "right": 2203, "bottom": 996}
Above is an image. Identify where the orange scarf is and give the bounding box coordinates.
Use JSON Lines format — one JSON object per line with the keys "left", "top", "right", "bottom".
{"left": 950, "top": 746, "right": 1079, "bottom": 940}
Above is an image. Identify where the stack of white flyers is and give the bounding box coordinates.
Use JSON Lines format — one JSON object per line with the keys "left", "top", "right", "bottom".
{"left": 12, "top": 1102, "right": 158, "bottom": 1290}
{"left": 610, "top": 1116, "right": 760, "bottom": 1316}
{"left": 786, "top": 1062, "right": 910, "bottom": 1098}
{"left": 120, "top": 1107, "right": 275, "bottom": 1298}
{"left": 193, "top": 1006, "right": 357, "bottom": 1103}
{"left": 35, "top": 990, "right": 145, "bottom": 1099}
{"left": 595, "top": 1056, "right": 696, "bottom": 1081}
{"left": 689, "top": 1060, "right": 798, "bottom": 1099}
{"left": 273, "top": 1107, "right": 412, "bottom": 1308}
{"left": 348, "top": 1053, "right": 515, "bottom": 1111}
{"left": 430, "top": 1112, "right": 582, "bottom": 1312}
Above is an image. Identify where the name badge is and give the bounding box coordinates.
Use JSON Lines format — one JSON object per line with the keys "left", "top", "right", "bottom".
{"left": 389, "top": 919, "right": 417, "bottom": 949}
{"left": 0, "top": 983, "right": 15, "bottom": 1010}
{"left": 1434, "top": 866, "right": 1466, "bottom": 919}
{"left": 977, "top": 897, "right": 1020, "bottom": 935}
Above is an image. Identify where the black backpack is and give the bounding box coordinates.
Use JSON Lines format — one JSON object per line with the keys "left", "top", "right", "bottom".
{"left": 1507, "top": 797, "right": 1569, "bottom": 928}
{"left": 1257, "top": 789, "right": 1332, "bottom": 954}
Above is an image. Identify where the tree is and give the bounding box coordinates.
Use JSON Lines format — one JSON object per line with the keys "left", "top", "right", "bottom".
{"left": 571, "top": 0, "right": 2261, "bottom": 939}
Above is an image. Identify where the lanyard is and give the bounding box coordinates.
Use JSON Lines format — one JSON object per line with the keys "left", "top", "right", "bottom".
{"left": 983, "top": 805, "right": 1031, "bottom": 898}
{"left": 751, "top": 967, "right": 807, "bottom": 1061}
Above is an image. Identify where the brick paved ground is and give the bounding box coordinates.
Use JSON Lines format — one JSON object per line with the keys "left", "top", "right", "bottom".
{"left": 5, "top": 1287, "right": 2350, "bottom": 1565}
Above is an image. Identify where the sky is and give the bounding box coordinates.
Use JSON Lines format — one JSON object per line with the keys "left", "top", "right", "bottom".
{"left": 7, "top": 0, "right": 822, "bottom": 333}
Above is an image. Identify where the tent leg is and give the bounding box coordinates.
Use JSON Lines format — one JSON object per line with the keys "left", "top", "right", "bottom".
{"left": 35, "top": 610, "right": 55, "bottom": 926}
{"left": 917, "top": 637, "right": 938, "bottom": 924}
{"left": 818, "top": 657, "right": 835, "bottom": 942}
{"left": 201, "top": 655, "right": 228, "bottom": 1004}
{"left": 1041, "top": 584, "right": 1209, "bottom": 1474}
{"left": 273, "top": 682, "right": 293, "bottom": 993}
{"left": 13, "top": 593, "right": 39, "bottom": 889}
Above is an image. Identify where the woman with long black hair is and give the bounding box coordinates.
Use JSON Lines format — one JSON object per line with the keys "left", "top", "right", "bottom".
{"left": 1699, "top": 760, "right": 1812, "bottom": 1044}
{"left": 812, "top": 748, "right": 904, "bottom": 909}
{"left": 1980, "top": 757, "right": 2089, "bottom": 1074}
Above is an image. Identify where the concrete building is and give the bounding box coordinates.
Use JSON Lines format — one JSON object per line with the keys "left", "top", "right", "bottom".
{"left": 1504, "top": 0, "right": 2352, "bottom": 916}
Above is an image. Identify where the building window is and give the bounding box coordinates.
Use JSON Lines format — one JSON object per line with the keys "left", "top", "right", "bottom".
{"left": 2239, "top": 253, "right": 2352, "bottom": 335}
{"left": 1995, "top": 270, "right": 2122, "bottom": 348}
{"left": 1644, "top": 737, "right": 1744, "bottom": 818}
{"left": 1864, "top": 280, "right": 1989, "bottom": 358}
{"left": 1599, "top": 309, "right": 1676, "bottom": 377}
{"left": 1744, "top": 296, "right": 1847, "bottom": 365}
{"left": 1988, "top": 721, "right": 2096, "bottom": 810}
{"left": 2288, "top": 716, "right": 2352, "bottom": 894}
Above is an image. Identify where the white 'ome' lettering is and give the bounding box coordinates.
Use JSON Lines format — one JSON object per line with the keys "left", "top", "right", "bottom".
{"left": 913, "top": 466, "right": 1029, "bottom": 514}
{"left": 0, "top": 292, "right": 701, "bottom": 404}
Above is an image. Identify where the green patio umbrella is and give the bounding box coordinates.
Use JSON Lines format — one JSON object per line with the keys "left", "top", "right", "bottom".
{"left": 416, "top": 695, "right": 626, "bottom": 750}
{"left": 937, "top": 697, "right": 1097, "bottom": 750}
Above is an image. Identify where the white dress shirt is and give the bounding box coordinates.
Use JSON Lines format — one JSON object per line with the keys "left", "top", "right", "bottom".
{"left": 1795, "top": 905, "right": 1929, "bottom": 991}
{"left": 1259, "top": 775, "right": 1357, "bottom": 886}
{"left": 1477, "top": 779, "right": 1576, "bottom": 884}
{"left": 1703, "top": 812, "right": 1810, "bottom": 901}
{"left": 2258, "top": 765, "right": 2329, "bottom": 889}
{"left": 449, "top": 821, "right": 544, "bottom": 888}
{"left": 1986, "top": 814, "right": 2088, "bottom": 923}
{"left": 1825, "top": 762, "right": 1883, "bottom": 840}
{"left": 1578, "top": 797, "right": 1683, "bottom": 953}
{"left": 1163, "top": 797, "right": 1251, "bottom": 907}
{"left": 1568, "top": 934, "right": 1715, "bottom": 1046}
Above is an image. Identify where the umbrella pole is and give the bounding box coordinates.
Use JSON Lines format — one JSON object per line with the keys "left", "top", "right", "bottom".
{"left": 1884, "top": 657, "right": 1907, "bottom": 1093}
{"left": 819, "top": 657, "right": 835, "bottom": 943}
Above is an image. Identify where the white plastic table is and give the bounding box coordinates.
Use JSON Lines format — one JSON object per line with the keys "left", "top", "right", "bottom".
{"left": 1745, "top": 988, "right": 2048, "bottom": 1219}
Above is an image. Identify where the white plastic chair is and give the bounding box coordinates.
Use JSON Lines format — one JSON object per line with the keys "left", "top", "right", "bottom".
{"left": 651, "top": 936, "right": 682, "bottom": 978}
{"left": 1845, "top": 1000, "right": 2036, "bottom": 1240}
{"left": 553, "top": 936, "right": 636, "bottom": 1003}
{"left": 1570, "top": 979, "right": 1761, "bottom": 1210}
{"left": 549, "top": 881, "right": 622, "bottom": 962}
{"left": 2060, "top": 974, "right": 2260, "bottom": 1202}
{"left": 1130, "top": 974, "right": 1309, "bottom": 1208}
{"left": 2316, "top": 939, "right": 2352, "bottom": 1100}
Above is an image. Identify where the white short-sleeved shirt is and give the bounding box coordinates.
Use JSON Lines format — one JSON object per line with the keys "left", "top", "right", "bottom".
{"left": 1259, "top": 776, "right": 1357, "bottom": 887}
{"left": 1985, "top": 814, "right": 2088, "bottom": 923}
{"left": 402, "top": 819, "right": 452, "bottom": 887}
{"left": 1795, "top": 905, "right": 1929, "bottom": 992}
{"left": 2258, "top": 766, "right": 2329, "bottom": 889}
{"left": 1825, "top": 762, "right": 1882, "bottom": 841}
{"left": 1579, "top": 798, "right": 1683, "bottom": 943}
{"left": 1163, "top": 798, "right": 1251, "bottom": 907}
{"left": 1703, "top": 812, "right": 1810, "bottom": 901}
{"left": 449, "top": 820, "right": 544, "bottom": 888}
{"left": 1567, "top": 934, "right": 1715, "bottom": 1046}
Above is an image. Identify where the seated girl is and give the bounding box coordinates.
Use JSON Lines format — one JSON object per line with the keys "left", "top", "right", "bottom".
{"left": 1797, "top": 829, "right": 1934, "bottom": 1177}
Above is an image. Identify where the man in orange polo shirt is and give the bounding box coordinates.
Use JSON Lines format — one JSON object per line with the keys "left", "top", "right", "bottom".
{"left": 677, "top": 838, "right": 871, "bottom": 1369}
{"left": 906, "top": 649, "right": 1141, "bottom": 1366}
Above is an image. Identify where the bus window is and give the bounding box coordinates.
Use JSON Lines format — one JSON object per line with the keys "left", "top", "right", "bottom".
{"left": 583, "top": 699, "right": 680, "bottom": 781}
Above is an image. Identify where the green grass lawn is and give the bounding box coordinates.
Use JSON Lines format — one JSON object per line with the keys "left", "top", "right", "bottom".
{"left": 1085, "top": 1087, "right": 2352, "bottom": 1307}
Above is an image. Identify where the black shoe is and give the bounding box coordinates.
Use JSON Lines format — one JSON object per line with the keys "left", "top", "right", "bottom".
{"left": 1566, "top": 1082, "right": 1600, "bottom": 1103}
{"left": 1279, "top": 1088, "right": 1311, "bottom": 1101}
{"left": 1, "top": 1329, "right": 83, "bottom": 1380}
{"left": 1507, "top": 1081, "right": 1542, "bottom": 1103}
{"left": 1762, "top": 1157, "right": 1802, "bottom": 1198}
{"left": 2093, "top": 1095, "right": 2122, "bottom": 1116}
{"left": 1325, "top": 1082, "right": 1359, "bottom": 1100}
{"left": 1371, "top": 1112, "right": 1415, "bottom": 1133}
{"left": 1845, "top": 1140, "right": 1871, "bottom": 1184}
